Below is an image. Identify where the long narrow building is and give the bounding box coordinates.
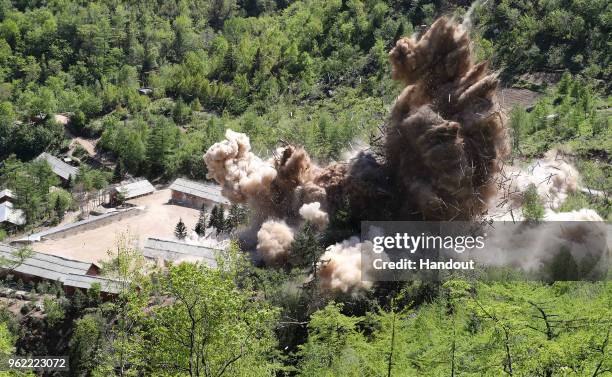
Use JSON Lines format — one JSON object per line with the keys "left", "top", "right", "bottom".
{"left": 169, "top": 178, "right": 229, "bottom": 209}
{"left": 142, "top": 238, "right": 219, "bottom": 267}
{"left": 110, "top": 179, "right": 155, "bottom": 204}
{"left": 0, "top": 243, "right": 122, "bottom": 295}
{"left": 36, "top": 152, "right": 79, "bottom": 182}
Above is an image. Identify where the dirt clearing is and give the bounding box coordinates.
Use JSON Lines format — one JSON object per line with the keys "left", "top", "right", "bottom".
{"left": 33, "top": 189, "right": 200, "bottom": 264}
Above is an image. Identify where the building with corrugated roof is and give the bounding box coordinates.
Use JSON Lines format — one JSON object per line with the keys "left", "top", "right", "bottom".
{"left": 142, "top": 238, "right": 219, "bottom": 267}
{"left": 0, "top": 189, "right": 25, "bottom": 227}
{"left": 110, "top": 179, "right": 155, "bottom": 204}
{"left": 0, "top": 202, "right": 25, "bottom": 227}
{"left": 61, "top": 274, "right": 123, "bottom": 295}
{"left": 0, "top": 189, "right": 15, "bottom": 204}
{"left": 36, "top": 152, "right": 79, "bottom": 182}
{"left": 169, "top": 178, "right": 229, "bottom": 209}
{"left": 0, "top": 243, "right": 121, "bottom": 295}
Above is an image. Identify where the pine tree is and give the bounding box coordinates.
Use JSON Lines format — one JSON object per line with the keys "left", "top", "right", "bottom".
{"left": 194, "top": 218, "right": 205, "bottom": 237}
{"left": 208, "top": 205, "right": 218, "bottom": 229}
{"left": 250, "top": 47, "right": 262, "bottom": 78}
{"left": 71, "top": 288, "right": 86, "bottom": 311}
{"left": 54, "top": 196, "right": 64, "bottom": 221}
{"left": 146, "top": 120, "right": 178, "bottom": 177}
{"left": 66, "top": 174, "right": 73, "bottom": 190}
{"left": 190, "top": 98, "right": 202, "bottom": 112}
{"left": 291, "top": 222, "right": 323, "bottom": 277}
{"left": 194, "top": 205, "right": 207, "bottom": 236}
{"left": 522, "top": 184, "right": 544, "bottom": 223}
{"left": 173, "top": 98, "right": 192, "bottom": 124}
{"left": 216, "top": 206, "right": 226, "bottom": 235}
{"left": 175, "top": 218, "right": 187, "bottom": 240}
{"left": 221, "top": 46, "right": 237, "bottom": 81}
{"left": 207, "top": 205, "right": 226, "bottom": 235}
{"left": 225, "top": 203, "right": 247, "bottom": 233}
{"left": 112, "top": 160, "right": 125, "bottom": 183}
{"left": 393, "top": 22, "right": 405, "bottom": 44}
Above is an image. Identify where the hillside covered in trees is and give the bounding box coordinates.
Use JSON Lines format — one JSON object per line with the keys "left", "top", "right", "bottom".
{"left": 0, "top": 0, "right": 609, "bottom": 173}
{"left": 0, "top": 0, "right": 610, "bottom": 376}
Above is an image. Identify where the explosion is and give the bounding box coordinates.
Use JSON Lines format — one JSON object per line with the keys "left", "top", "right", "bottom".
{"left": 205, "top": 17, "right": 507, "bottom": 226}
{"left": 491, "top": 150, "right": 581, "bottom": 220}
{"left": 204, "top": 131, "right": 326, "bottom": 224}
{"left": 318, "top": 237, "right": 373, "bottom": 294}
{"left": 204, "top": 17, "right": 604, "bottom": 293}
{"left": 204, "top": 17, "right": 507, "bottom": 291}
{"left": 468, "top": 215, "right": 608, "bottom": 280}
{"left": 386, "top": 17, "right": 508, "bottom": 220}
{"left": 256, "top": 219, "right": 294, "bottom": 264}
{"left": 299, "top": 202, "right": 329, "bottom": 230}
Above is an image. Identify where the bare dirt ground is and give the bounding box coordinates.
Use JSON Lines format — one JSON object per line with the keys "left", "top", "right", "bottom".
{"left": 63, "top": 124, "right": 114, "bottom": 168}
{"left": 63, "top": 124, "right": 97, "bottom": 157}
{"left": 33, "top": 189, "right": 200, "bottom": 264}
{"left": 72, "top": 137, "right": 97, "bottom": 156}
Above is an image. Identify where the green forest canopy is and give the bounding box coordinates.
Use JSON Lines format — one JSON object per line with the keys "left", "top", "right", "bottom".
{"left": 0, "top": 0, "right": 609, "bottom": 180}
{"left": 0, "top": 0, "right": 610, "bottom": 376}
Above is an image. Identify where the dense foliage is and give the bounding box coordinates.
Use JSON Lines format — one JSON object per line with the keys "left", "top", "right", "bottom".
{"left": 0, "top": 248, "right": 610, "bottom": 376}
{"left": 297, "top": 281, "right": 612, "bottom": 376}
{"left": 0, "top": 0, "right": 609, "bottom": 179}
{"left": 510, "top": 73, "right": 610, "bottom": 158}
{"left": 0, "top": 0, "right": 610, "bottom": 376}
{"left": 473, "top": 0, "right": 610, "bottom": 87}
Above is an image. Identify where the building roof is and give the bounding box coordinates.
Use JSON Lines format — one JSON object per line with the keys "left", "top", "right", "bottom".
{"left": 0, "top": 202, "right": 25, "bottom": 226}
{"left": 142, "top": 238, "right": 219, "bottom": 267}
{"left": 0, "top": 243, "right": 119, "bottom": 294}
{"left": 36, "top": 152, "right": 79, "bottom": 180}
{"left": 17, "top": 208, "right": 137, "bottom": 242}
{"left": 169, "top": 178, "right": 230, "bottom": 205}
{"left": 0, "top": 243, "right": 91, "bottom": 280}
{"left": 62, "top": 274, "right": 123, "bottom": 294}
{"left": 0, "top": 189, "right": 15, "bottom": 201}
{"left": 114, "top": 179, "right": 155, "bottom": 199}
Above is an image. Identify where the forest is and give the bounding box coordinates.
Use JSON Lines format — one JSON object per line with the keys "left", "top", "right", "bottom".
{"left": 0, "top": 0, "right": 610, "bottom": 376}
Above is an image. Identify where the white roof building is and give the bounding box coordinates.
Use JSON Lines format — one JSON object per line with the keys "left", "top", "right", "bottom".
{"left": 0, "top": 189, "right": 15, "bottom": 202}
{"left": 112, "top": 179, "right": 155, "bottom": 200}
{"left": 0, "top": 202, "right": 25, "bottom": 226}
{"left": 169, "top": 178, "right": 230, "bottom": 207}
{"left": 142, "top": 238, "right": 219, "bottom": 267}
{"left": 0, "top": 243, "right": 121, "bottom": 294}
{"left": 37, "top": 152, "right": 79, "bottom": 181}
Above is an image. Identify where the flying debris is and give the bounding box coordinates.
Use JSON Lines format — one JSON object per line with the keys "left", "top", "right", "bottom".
{"left": 205, "top": 17, "right": 573, "bottom": 293}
